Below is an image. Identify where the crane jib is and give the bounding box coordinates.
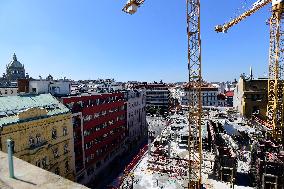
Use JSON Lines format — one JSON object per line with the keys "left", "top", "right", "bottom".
{"left": 215, "top": 0, "right": 271, "bottom": 33}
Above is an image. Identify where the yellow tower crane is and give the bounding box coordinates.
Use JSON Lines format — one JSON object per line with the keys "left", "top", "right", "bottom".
{"left": 122, "top": 0, "right": 203, "bottom": 188}
{"left": 215, "top": 0, "right": 284, "bottom": 144}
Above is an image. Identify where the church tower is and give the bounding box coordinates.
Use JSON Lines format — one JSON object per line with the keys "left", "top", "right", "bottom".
{"left": 6, "top": 53, "right": 25, "bottom": 82}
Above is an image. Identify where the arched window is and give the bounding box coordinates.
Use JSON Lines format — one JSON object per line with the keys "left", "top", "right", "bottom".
{"left": 52, "top": 129, "right": 57, "bottom": 139}
{"left": 36, "top": 134, "right": 41, "bottom": 143}
{"left": 55, "top": 167, "right": 60, "bottom": 175}
{"left": 36, "top": 160, "right": 41, "bottom": 167}
{"left": 65, "top": 161, "right": 69, "bottom": 173}
{"left": 42, "top": 157, "right": 47, "bottom": 168}
{"left": 53, "top": 147, "right": 59, "bottom": 158}
{"left": 64, "top": 144, "right": 68, "bottom": 154}
{"left": 63, "top": 127, "right": 68, "bottom": 136}
{"left": 29, "top": 137, "right": 35, "bottom": 146}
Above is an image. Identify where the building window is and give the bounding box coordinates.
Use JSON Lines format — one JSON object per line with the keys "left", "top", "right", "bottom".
{"left": 102, "top": 110, "right": 107, "bottom": 116}
{"left": 63, "top": 127, "right": 68, "bottom": 136}
{"left": 109, "top": 120, "right": 114, "bottom": 125}
{"left": 64, "top": 144, "right": 68, "bottom": 154}
{"left": 87, "top": 167, "right": 94, "bottom": 176}
{"left": 36, "top": 134, "right": 41, "bottom": 144}
{"left": 96, "top": 161, "right": 101, "bottom": 168}
{"left": 52, "top": 129, "right": 57, "bottom": 139}
{"left": 95, "top": 126, "right": 101, "bottom": 132}
{"left": 65, "top": 161, "right": 69, "bottom": 173}
{"left": 96, "top": 150, "right": 100, "bottom": 156}
{"left": 55, "top": 167, "right": 60, "bottom": 175}
{"left": 94, "top": 113, "right": 99, "bottom": 118}
{"left": 53, "top": 147, "right": 59, "bottom": 158}
{"left": 42, "top": 157, "right": 47, "bottom": 168}
{"left": 29, "top": 137, "right": 35, "bottom": 146}
{"left": 36, "top": 160, "right": 41, "bottom": 167}
{"left": 83, "top": 130, "right": 89, "bottom": 136}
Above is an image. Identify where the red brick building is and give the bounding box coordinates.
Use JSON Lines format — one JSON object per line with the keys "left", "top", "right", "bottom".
{"left": 62, "top": 93, "right": 126, "bottom": 184}
{"left": 225, "top": 91, "right": 234, "bottom": 107}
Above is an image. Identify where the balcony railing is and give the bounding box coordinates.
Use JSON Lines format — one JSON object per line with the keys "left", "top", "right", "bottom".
{"left": 28, "top": 141, "right": 48, "bottom": 151}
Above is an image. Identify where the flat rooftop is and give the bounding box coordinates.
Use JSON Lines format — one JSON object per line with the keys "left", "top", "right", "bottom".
{"left": 0, "top": 151, "right": 89, "bottom": 189}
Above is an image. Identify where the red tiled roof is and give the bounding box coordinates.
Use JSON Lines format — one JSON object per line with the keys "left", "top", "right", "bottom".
{"left": 225, "top": 91, "right": 234, "bottom": 97}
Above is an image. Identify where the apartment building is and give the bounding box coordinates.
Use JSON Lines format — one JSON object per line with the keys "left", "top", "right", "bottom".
{"left": 178, "top": 84, "right": 218, "bottom": 108}
{"left": 133, "top": 83, "right": 170, "bottom": 113}
{"left": 217, "top": 93, "right": 227, "bottom": 107}
{"left": 124, "top": 89, "right": 147, "bottom": 151}
{"left": 61, "top": 92, "right": 126, "bottom": 185}
{"left": 234, "top": 77, "right": 268, "bottom": 118}
{"left": 146, "top": 84, "right": 170, "bottom": 111}
{"left": 225, "top": 91, "right": 234, "bottom": 107}
{"left": 29, "top": 79, "right": 71, "bottom": 96}
{"left": 0, "top": 94, "right": 75, "bottom": 181}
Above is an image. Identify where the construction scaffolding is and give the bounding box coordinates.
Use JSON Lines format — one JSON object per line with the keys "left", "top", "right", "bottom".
{"left": 209, "top": 121, "right": 237, "bottom": 187}
{"left": 251, "top": 139, "right": 284, "bottom": 189}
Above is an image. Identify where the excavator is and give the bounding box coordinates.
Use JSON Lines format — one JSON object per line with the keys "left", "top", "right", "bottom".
{"left": 216, "top": 0, "right": 284, "bottom": 144}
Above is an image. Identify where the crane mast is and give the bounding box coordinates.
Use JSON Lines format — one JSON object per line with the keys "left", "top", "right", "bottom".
{"left": 267, "top": 1, "right": 284, "bottom": 143}
{"left": 187, "top": 0, "right": 202, "bottom": 188}
{"left": 215, "top": 0, "right": 284, "bottom": 144}
{"left": 123, "top": 0, "right": 203, "bottom": 188}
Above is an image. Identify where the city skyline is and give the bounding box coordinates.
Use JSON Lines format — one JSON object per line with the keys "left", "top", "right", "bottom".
{"left": 0, "top": 0, "right": 270, "bottom": 82}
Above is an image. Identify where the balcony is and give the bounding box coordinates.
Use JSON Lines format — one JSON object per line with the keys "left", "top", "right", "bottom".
{"left": 84, "top": 120, "right": 126, "bottom": 143}
{"left": 85, "top": 137, "right": 124, "bottom": 167}
{"left": 28, "top": 141, "right": 48, "bottom": 151}
{"left": 82, "top": 101, "right": 124, "bottom": 115}
{"left": 84, "top": 129, "right": 125, "bottom": 156}
{"left": 84, "top": 110, "right": 125, "bottom": 130}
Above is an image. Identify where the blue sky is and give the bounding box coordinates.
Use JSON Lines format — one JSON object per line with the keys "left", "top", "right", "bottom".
{"left": 0, "top": 0, "right": 270, "bottom": 82}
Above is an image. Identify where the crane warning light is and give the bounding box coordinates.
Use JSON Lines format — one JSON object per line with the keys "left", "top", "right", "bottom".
{"left": 123, "top": 0, "right": 138, "bottom": 15}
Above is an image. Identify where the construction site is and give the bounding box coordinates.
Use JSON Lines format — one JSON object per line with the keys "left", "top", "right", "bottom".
{"left": 1, "top": 1, "right": 283, "bottom": 189}
{"left": 116, "top": 108, "right": 283, "bottom": 189}
{"left": 116, "top": 0, "right": 284, "bottom": 188}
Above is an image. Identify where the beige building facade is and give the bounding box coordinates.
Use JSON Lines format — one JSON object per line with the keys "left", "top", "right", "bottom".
{"left": 0, "top": 94, "right": 75, "bottom": 181}
{"left": 234, "top": 77, "right": 268, "bottom": 119}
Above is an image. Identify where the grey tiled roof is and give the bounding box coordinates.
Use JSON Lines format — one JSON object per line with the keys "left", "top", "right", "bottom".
{"left": 0, "top": 94, "right": 69, "bottom": 127}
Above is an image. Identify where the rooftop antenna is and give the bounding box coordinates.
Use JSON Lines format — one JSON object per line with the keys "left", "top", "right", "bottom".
{"left": 250, "top": 66, "right": 253, "bottom": 80}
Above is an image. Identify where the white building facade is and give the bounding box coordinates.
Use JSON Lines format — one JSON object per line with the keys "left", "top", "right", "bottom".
{"left": 29, "top": 80, "right": 71, "bottom": 96}
{"left": 125, "top": 89, "right": 147, "bottom": 150}
{"left": 178, "top": 86, "right": 219, "bottom": 108}
{"left": 0, "top": 87, "right": 18, "bottom": 96}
